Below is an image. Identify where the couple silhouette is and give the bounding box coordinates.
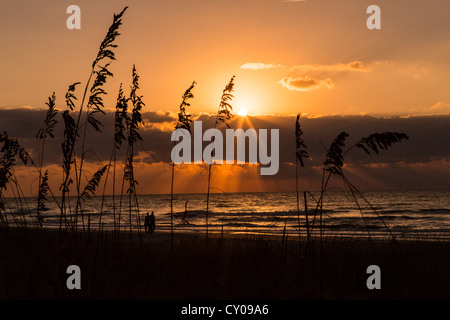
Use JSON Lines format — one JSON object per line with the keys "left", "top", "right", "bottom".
{"left": 144, "top": 211, "right": 155, "bottom": 233}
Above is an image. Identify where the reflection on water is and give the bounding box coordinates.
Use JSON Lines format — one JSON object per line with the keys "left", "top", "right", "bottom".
{"left": 3, "top": 190, "right": 450, "bottom": 239}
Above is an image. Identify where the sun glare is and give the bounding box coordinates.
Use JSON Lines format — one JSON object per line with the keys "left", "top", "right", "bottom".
{"left": 237, "top": 108, "right": 248, "bottom": 117}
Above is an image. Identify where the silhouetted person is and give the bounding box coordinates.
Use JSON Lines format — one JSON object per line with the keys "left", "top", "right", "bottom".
{"left": 149, "top": 211, "right": 155, "bottom": 233}
{"left": 144, "top": 212, "right": 151, "bottom": 233}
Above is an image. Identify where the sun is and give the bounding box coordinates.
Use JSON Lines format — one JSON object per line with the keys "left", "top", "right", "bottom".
{"left": 237, "top": 108, "right": 248, "bottom": 117}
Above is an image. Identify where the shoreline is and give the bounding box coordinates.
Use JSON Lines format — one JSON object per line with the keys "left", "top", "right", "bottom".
{"left": 5, "top": 224, "right": 450, "bottom": 243}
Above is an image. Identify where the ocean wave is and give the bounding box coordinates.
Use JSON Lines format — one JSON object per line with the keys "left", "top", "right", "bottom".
{"left": 377, "top": 209, "right": 450, "bottom": 215}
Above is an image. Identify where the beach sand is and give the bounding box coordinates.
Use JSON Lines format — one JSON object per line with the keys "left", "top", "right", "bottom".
{"left": 1, "top": 227, "right": 449, "bottom": 299}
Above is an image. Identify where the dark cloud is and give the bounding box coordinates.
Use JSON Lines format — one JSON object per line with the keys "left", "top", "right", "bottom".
{"left": 142, "top": 111, "right": 176, "bottom": 123}
{"left": 252, "top": 114, "right": 450, "bottom": 166}
{"left": 0, "top": 108, "right": 449, "bottom": 191}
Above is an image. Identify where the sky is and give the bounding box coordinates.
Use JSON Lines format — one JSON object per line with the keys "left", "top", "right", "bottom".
{"left": 0, "top": 0, "right": 449, "bottom": 195}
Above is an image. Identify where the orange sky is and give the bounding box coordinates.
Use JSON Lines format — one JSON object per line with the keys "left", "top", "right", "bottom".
{"left": 1, "top": 1, "right": 449, "bottom": 196}
{"left": 1, "top": 0, "right": 450, "bottom": 117}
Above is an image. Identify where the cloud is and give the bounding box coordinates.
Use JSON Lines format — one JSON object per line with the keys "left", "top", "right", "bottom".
{"left": 410, "top": 102, "right": 450, "bottom": 115}
{"left": 289, "top": 61, "right": 372, "bottom": 73}
{"left": 2, "top": 109, "right": 448, "bottom": 166}
{"left": 1, "top": 108, "right": 449, "bottom": 194}
{"left": 279, "top": 76, "right": 334, "bottom": 91}
{"left": 240, "top": 63, "right": 285, "bottom": 70}
{"left": 242, "top": 61, "right": 372, "bottom": 92}
{"left": 142, "top": 110, "right": 177, "bottom": 123}
{"left": 142, "top": 110, "right": 178, "bottom": 132}
{"left": 241, "top": 61, "right": 371, "bottom": 73}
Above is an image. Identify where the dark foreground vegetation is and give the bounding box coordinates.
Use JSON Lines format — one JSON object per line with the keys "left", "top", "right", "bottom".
{"left": 1, "top": 227, "right": 449, "bottom": 300}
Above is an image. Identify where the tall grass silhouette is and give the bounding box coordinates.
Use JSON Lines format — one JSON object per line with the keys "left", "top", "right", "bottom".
{"left": 36, "top": 93, "right": 58, "bottom": 222}
{"left": 36, "top": 170, "right": 49, "bottom": 227}
{"left": 123, "top": 65, "right": 145, "bottom": 242}
{"left": 0, "top": 7, "right": 149, "bottom": 237}
{"left": 295, "top": 114, "right": 310, "bottom": 241}
{"left": 310, "top": 130, "right": 409, "bottom": 242}
{"left": 205, "top": 76, "right": 235, "bottom": 240}
{"left": 170, "top": 81, "right": 196, "bottom": 249}
{"left": 0, "top": 133, "right": 29, "bottom": 227}
{"left": 98, "top": 83, "right": 128, "bottom": 237}
{"left": 82, "top": 165, "right": 108, "bottom": 232}
{"left": 60, "top": 88, "right": 78, "bottom": 230}
{"left": 0, "top": 7, "right": 131, "bottom": 233}
{"left": 68, "top": 7, "right": 128, "bottom": 232}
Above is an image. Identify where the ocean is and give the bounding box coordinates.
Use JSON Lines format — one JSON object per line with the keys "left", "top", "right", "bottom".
{"left": 3, "top": 190, "right": 450, "bottom": 240}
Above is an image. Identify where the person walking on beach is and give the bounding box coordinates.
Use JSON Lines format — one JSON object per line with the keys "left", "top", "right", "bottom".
{"left": 149, "top": 211, "right": 156, "bottom": 233}
{"left": 144, "top": 212, "right": 151, "bottom": 233}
